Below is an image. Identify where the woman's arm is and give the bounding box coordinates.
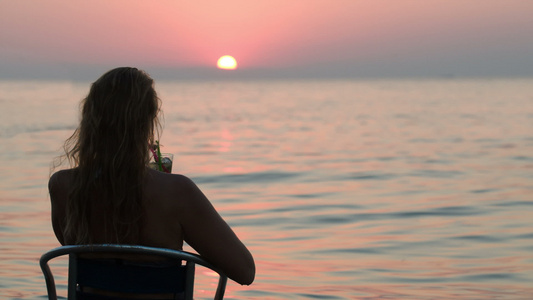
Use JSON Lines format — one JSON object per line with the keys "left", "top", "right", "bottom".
{"left": 176, "top": 176, "right": 255, "bottom": 285}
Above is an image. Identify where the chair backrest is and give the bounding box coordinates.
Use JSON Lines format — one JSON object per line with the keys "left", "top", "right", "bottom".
{"left": 40, "top": 244, "right": 227, "bottom": 300}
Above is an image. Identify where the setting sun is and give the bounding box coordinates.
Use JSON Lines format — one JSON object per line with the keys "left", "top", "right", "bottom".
{"left": 217, "top": 55, "right": 238, "bottom": 70}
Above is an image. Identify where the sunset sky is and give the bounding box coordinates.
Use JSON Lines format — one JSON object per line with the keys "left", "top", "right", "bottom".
{"left": 1, "top": 0, "right": 532, "bottom": 79}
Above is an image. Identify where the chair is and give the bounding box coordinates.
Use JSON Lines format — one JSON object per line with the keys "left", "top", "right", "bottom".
{"left": 40, "top": 244, "right": 227, "bottom": 300}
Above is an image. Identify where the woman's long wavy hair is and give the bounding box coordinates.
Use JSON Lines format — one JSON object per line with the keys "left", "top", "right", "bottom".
{"left": 59, "top": 67, "right": 161, "bottom": 244}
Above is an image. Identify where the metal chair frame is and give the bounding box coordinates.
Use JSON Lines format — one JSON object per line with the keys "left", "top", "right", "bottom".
{"left": 40, "top": 244, "right": 227, "bottom": 300}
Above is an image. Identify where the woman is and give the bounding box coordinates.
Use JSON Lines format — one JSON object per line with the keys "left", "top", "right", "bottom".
{"left": 49, "top": 67, "right": 255, "bottom": 285}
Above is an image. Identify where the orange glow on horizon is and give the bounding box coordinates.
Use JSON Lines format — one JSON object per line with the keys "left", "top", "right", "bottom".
{"left": 1, "top": 1, "right": 531, "bottom": 75}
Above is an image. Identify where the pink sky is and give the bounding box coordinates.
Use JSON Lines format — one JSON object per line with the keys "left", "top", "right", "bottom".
{"left": 1, "top": 0, "right": 532, "bottom": 78}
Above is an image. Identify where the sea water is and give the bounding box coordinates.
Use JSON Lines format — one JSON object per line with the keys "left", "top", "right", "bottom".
{"left": 0, "top": 78, "right": 532, "bottom": 299}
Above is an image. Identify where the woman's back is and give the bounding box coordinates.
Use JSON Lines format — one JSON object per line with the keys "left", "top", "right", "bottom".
{"left": 50, "top": 167, "right": 255, "bottom": 284}
{"left": 50, "top": 168, "right": 187, "bottom": 248}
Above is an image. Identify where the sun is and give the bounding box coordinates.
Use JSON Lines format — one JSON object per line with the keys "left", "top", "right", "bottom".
{"left": 217, "top": 55, "right": 238, "bottom": 70}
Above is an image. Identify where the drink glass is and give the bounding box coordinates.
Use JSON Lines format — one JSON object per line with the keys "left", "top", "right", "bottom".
{"left": 149, "top": 153, "right": 173, "bottom": 173}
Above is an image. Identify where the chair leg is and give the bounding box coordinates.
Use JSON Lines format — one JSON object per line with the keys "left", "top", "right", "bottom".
{"left": 183, "top": 261, "right": 195, "bottom": 300}
{"left": 214, "top": 276, "right": 227, "bottom": 300}
{"left": 40, "top": 262, "right": 58, "bottom": 300}
{"left": 68, "top": 254, "right": 78, "bottom": 300}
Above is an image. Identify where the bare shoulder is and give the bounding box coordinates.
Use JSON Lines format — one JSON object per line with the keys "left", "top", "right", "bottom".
{"left": 49, "top": 169, "right": 76, "bottom": 198}
{"left": 48, "top": 169, "right": 75, "bottom": 211}
{"left": 49, "top": 169, "right": 75, "bottom": 186}
{"left": 144, "top": 169, "right": 205, "bottom": 209}
{"left": 145, "top": 169, "right": 197, "bottom": 192}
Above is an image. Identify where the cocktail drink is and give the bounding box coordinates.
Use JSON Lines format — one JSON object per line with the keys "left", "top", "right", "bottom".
{"left": 149, "top": 153, "right": 173, "bottom": 173}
